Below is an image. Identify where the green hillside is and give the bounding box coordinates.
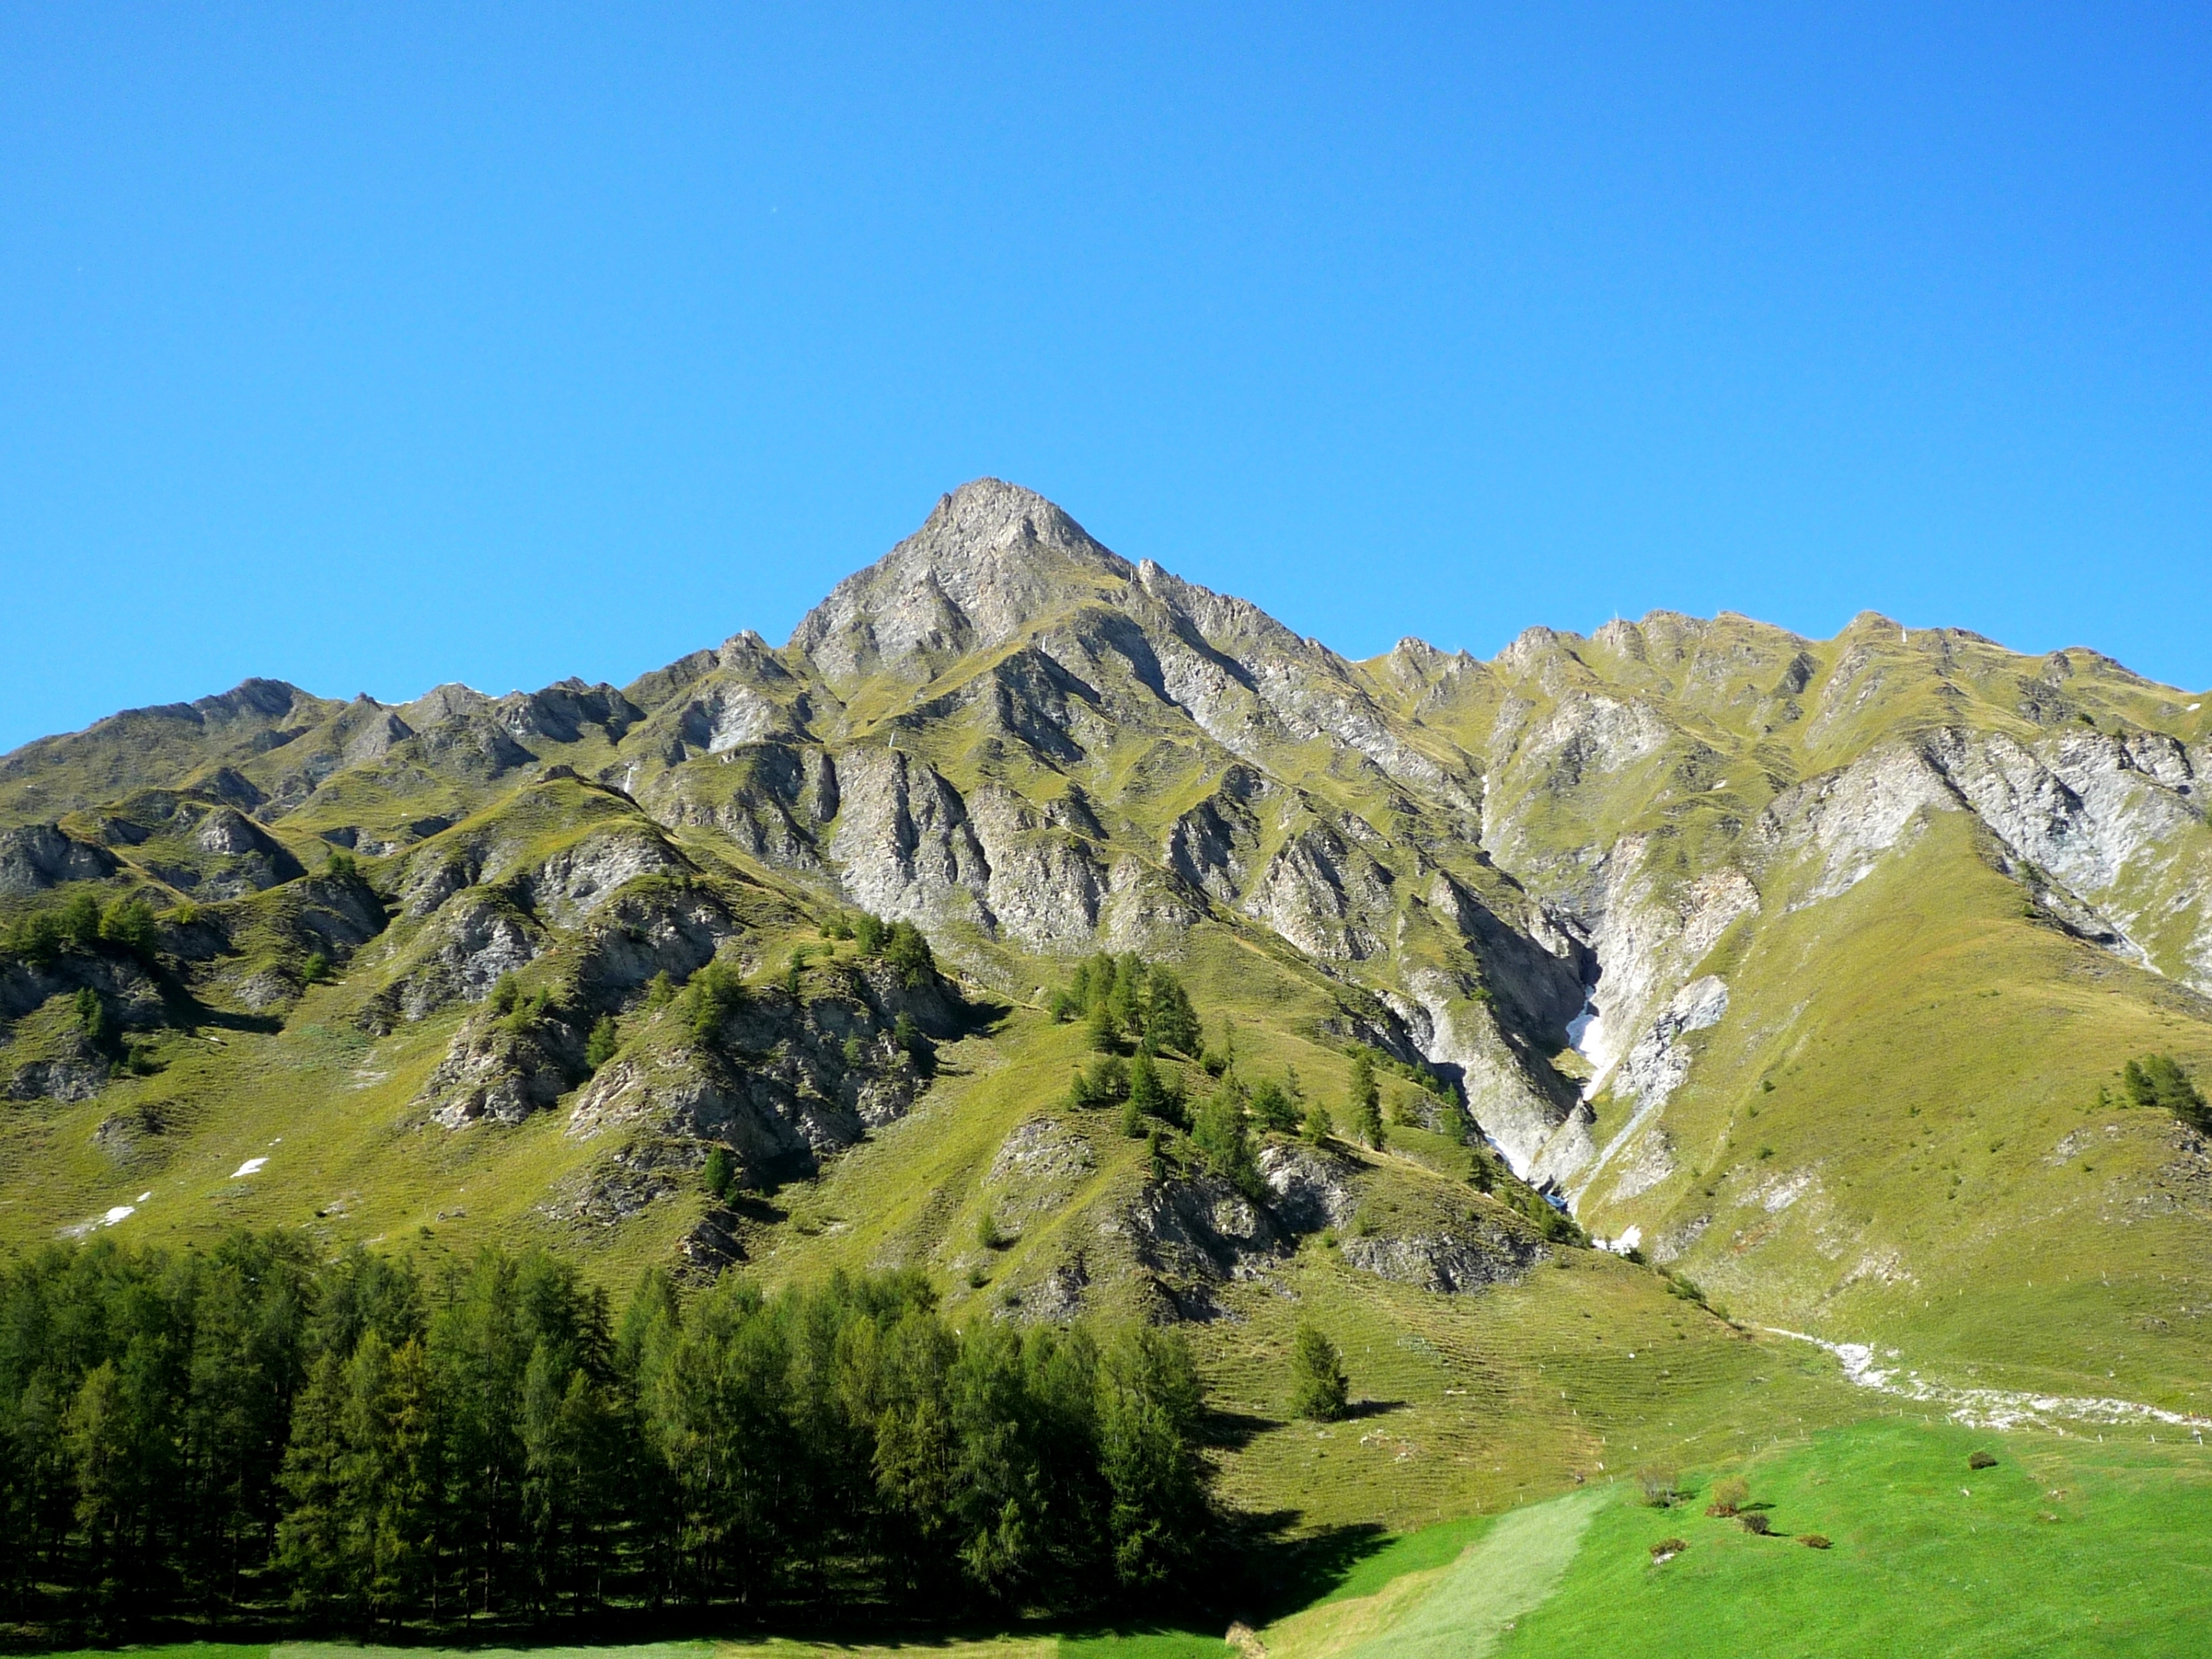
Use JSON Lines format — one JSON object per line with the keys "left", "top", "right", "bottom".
{"left": 4, "top": 478, "right": 2210, "bottom": 1650}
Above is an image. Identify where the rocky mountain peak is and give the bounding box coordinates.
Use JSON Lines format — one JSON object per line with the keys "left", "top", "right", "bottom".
{"left": 789, "top": 478, "right": 1134, "bottom": 690}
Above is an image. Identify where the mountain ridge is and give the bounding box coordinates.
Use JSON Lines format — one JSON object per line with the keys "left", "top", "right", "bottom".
{"left": 3, "top": 476, "right": 2210, "bottom": 1459}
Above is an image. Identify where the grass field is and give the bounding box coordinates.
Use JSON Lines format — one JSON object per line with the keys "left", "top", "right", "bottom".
{"left": 1257, "top": 1416, "right": 2212, "bottom": 1658}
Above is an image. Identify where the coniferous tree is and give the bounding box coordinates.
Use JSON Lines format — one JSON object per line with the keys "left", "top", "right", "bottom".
{"left": 1289, "top": 1323, "right": 1349, "bottom": 1422}
{"left": 1349, "top": 1053, "right": 1384, "bottom": 1150}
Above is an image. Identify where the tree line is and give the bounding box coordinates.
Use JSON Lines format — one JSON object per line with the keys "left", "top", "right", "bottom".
{"left": 0, "top": 1230, "right": 1215, "bottom": 1638}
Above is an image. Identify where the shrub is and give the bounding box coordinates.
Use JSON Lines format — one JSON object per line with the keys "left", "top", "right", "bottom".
{"left": 785, "top": 947, "right": 806, "bottom": 997}
{"left": 843, "top": 1034, "right": 866, "bottom": 1065}
{"left": 976, "top": 1209, "right": 1007, "bottom": 1250}
{"left": 584, "top": 1015, "right": 619, "bottom": 1071}
{"left": 490, "top": 974, "right": 522, "bottom": 1016}
{"left": 703, "top": 1145, "right": 735, "bottom": 1200}
{"left": 1740, "top": 1512, "right": 1771, "bottom": 1536}
{"left": 853, "top": 912, "right": 888, "bottom": 955}
{"left": 1969, "top": 1450, "right": 1998, "bottom": 1471}
{"left": 1121, "top": 1095, "right": 1144, "bottom": 1138}
{"left": 1799, "top": 1534, "right": 1832, "bottom": 1549}
{"left": 1302, "top": 1100, "right": 1334, "bottom": 1145}
{"left": 1708, "top": 1475, "right": 1748, "bottom": 1516}
{"left": 644, "top": 970, "right": 676, "bottom": 1008}
{"left": 2122, "top": 1054, "right": 2208, "bottom": 1131}
{"left": 323, "top": 848, "right": 359, "bottom": 879}
{"left": 1637, "top": 1467, "right": 1678, "bottom": 1508}
{"left": 1289, "top": 1323, "right": 1349, "bottom": 1422}
{"left": 300, "top": 950, "right": 329, "bottom": 985}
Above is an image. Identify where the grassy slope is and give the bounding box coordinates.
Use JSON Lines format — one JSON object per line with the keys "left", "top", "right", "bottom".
{"left": 1577, "top": 812, "right": 2212, "bottom": 1409}
{"left": 731, "top": 922, "right": 1855, "bottom": 1534}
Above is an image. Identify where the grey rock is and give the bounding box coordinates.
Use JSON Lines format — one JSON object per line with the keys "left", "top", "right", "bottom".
{"left": 0, "top": 825, "right": 118, "bottom": 896}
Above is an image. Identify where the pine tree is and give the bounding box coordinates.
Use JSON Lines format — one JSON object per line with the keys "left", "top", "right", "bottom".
{"left": 1289, "top": 1323, "right": 1349, "bottom": 1422}
{"left": 1141, "top": 969, "right": 1201, "bottom": 1055}
{"left": 1349, "top": 1053, "right": 1384, "bottom": 1149}
{"left": 1303, "top": 1099, "right": 1334, "bottom": 1144}
{"left": 584, "top": 1015, "right": 619, "bottom": 1071}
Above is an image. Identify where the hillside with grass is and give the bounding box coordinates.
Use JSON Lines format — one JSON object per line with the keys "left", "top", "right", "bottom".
{"left": 3, "top": 478, "right": 2210, "bottom": 1648}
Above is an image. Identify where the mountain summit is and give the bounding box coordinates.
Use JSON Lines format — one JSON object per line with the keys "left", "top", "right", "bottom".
{"left": 791, "top": 478, "right": 1135, "bottom": 690}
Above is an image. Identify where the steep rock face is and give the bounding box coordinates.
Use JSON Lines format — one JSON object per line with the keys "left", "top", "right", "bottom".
{"left": 826, "top": 747, "right": 996, "bottom": 935}
{"left": 1575, "top": 975, "right": 1729, "bottom": 1207}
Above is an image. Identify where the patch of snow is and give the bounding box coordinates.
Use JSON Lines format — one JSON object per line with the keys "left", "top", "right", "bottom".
{"left": 1594, "top": 1225, "right": 1644, "bottom": 1256}
{"left": 135, "top": 1191, "right": 151, "bottom": 1203}
{"left": 231, "top": 1157, "right": 267, "bottom": 1177}
{"left": 1766, "top": 1328, "right": 2212, "bottom": 1432}
{"left": 59, "top": 1203, "right": 137, "bottom": 1239}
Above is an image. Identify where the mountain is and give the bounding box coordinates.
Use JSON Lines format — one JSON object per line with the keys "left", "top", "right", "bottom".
{"left": 3, "top": 476, "right": 2210, "bottom": 1528}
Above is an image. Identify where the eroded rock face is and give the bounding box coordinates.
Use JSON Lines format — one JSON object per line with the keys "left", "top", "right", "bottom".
{"left": 986, "top": 1117, "right": 1096, "bottom": 1227}
{"left": 8, "top": 1058, "right": 108, "bottom": 1102}
{"left": 1256, "top": 1141, "right": 1360, "bottom": 1232}
{"left": 375, "top": 894, "right": 543, "bottom": 1025}
{"left": 419, "top": 1021, "right": 575, "bottom": 1128}
{"left": 559, "top": 965, "right": 956, "bottom": 1186}
{"left": 1339, "top": 1226, "right": 1538, "bottom": 1294}
{"left": 0, "top": 826, "right": 118, "bottom": 896}
{"left": 826, "top": 747, "right": 996, "bottom": 935}
{"left": 1124, "top": 1172, "right": 1288, "bottom": 1319}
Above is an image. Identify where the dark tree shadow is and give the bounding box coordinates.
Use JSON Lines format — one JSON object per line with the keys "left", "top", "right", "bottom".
{"left": 1343, "top": 1396, "right": 1409, "bottom": 1419}
{"left": 1207, "top": 1508, "right": 1396, "bottom": 1628}
{"left": 1200, "top": 1406, "right": 1279, "bottom": 1451}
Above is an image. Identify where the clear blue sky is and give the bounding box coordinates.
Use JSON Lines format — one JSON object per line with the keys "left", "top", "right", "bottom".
{"left": 4, "top": 4, "right": 2207, "bottom": 753}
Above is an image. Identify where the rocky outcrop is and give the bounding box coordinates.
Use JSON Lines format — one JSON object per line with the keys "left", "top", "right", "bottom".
{"left": 371, "top": 893, "right": 544, "bottom": 1026}
{"left": 8, "top": 1057, "right": 108, "bottom": 1102}
{"left": 826, "top": 747, "right": 997, "bottom": 935}
{"left": 0, "top": 825, "right": 118, "bottom": 895}
{"left": 1339, "top": 1224, "right": 1540, "bottom": 1294}
{"left": 561, "top": 965, "right": 960, "bottom": 1185}
{"left": 1122, "top": 1172, "right": 1290, "bottom": 1318}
